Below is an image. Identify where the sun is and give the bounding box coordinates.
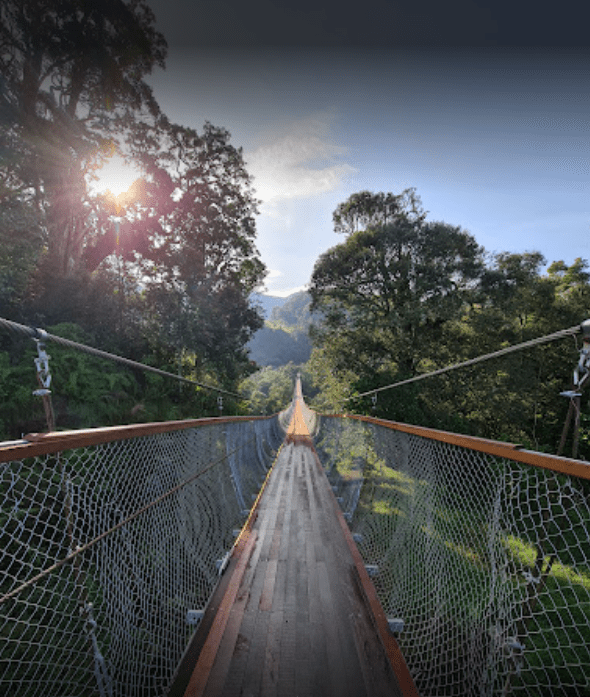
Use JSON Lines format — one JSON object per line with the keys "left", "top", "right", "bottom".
{"left": 89, "top": 153, "right": 141, "bottom": 198}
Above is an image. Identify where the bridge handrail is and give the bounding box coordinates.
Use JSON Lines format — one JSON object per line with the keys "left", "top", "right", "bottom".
{"left": 0, "top": 413, "right": 284, "bottom": 696}
{"left": 316, "top": 413, "right": 590, "bottom": 697}
{"left": 0, "top": 414, "right": 278, "bottom": 463}
{"left": 324, "top": 413, "right": 590, "bottom": 480}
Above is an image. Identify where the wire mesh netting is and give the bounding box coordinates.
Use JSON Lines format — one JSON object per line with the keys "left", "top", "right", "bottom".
{"left": 0, "top": 417, "right": 284, "bottom": 697}
{"left": 315, "top": 415, "right": 590, "bottom": 697}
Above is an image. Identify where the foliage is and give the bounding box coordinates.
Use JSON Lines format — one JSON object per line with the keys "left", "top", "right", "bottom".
{"left": 248, "top": 326, "right": 311, "bottom": 367}
{"left": 0, "top": 1, "right": 268, "bottom": 437}
{"left": 0, "top": 0, "right": 167, "bottom": 278}
{"left": 239, "top": 363, "right": 317, "bottom": 416}
{"left": 311, "top": 190, "right": 484, "bottom": 379}
{"left": 247, "top": 291, "right": 313, "bottom": 367}
{"left": 0, "top": 198, "right": 44, "bottom": 316}
{"left": 0, "top": 323, "right": 231, "bottom": 439}
{"left": 268, "top": 291, "right": 312, "bottom": 330}
{"left": 332, "top": 188, "right": 424, "bottom": 235}
{"left": 309, "top": 189, "right": 590, "bottom": 458}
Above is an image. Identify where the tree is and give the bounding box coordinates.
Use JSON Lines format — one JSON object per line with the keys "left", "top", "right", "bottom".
{"left": 0, "top": 197, "right": 44, "bottom": 316}
{"left": 248, "top": 325, "right": 312, "bottom": 367}
{"left": 310, "top": 190, "right": 484, "bottom": 386}
{"left": 332, "top": 188, "right": 424, "bottom": 235}
{"left": 418, "top": 253, "right": 590, "bottom": 453}
{"left": 0, "top": 1, "right": 269, "bottom": 426}
{"left": 0, "top": 0, "right": 167, "bottom": 278}
{"left": 126, "top": 122, "right": 266, "bottom": 383}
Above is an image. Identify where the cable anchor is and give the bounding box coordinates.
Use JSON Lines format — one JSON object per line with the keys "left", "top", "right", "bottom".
{"left": 558, "top": 319, "right": 590, "bottom": 457}
{"left": 33, "top": 331, "right": 51, "bottom": 396}
{"left": 32, "top": 330, "right": 56, "bottom": 431}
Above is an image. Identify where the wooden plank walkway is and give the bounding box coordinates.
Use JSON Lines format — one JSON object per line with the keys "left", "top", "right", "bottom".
{"left": 169, "top": 387, "right": 418, "bottom": 697}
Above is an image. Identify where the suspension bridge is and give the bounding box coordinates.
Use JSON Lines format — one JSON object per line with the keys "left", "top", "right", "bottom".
{"left": 2, "top": 320, "right": 590, "bottom": 696}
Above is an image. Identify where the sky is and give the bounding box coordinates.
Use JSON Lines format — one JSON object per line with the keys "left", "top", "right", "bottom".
{"left": 144, "top": 0, "right": 590, "bottom": 297}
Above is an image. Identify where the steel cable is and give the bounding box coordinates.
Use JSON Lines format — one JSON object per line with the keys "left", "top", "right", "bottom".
{"left": 0, "top": 316, "right": 241, "bottom": 398}
{"left": 352, "top": 324, "right": 581, "bottom": 400}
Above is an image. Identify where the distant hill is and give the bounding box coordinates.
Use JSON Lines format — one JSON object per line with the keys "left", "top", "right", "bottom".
{"left": 251, "top": 293, "right": 289, "bottom": 318}
{"left": 269, "top": 291, "right": 312, "bottom": 330}
{"left": 248, "top": 291, "right": 312, "bottom": 367}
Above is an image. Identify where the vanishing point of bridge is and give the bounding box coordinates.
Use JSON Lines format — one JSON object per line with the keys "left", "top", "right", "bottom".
{"left": 169, "top": 378, "right": 415, "bottom": 696}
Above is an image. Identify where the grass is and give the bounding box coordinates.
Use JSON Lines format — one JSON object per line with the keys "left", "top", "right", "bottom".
{"left": 316, "top": 417, "right": 590, "bottom": 696}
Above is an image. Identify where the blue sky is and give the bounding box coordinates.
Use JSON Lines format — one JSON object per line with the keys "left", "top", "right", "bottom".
{"left": 145, "top": 2, "right": 590, "bottom": 296}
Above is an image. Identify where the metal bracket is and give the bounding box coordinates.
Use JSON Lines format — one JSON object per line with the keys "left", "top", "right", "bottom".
{"left": 32, "top": 332, "right": 56, "bottom": 431}
{"left": 388, "top": 617, "right": 405, "bottom": 634}
{"left": 33, "top": 335, "right": 52, "bottom": 393}
{"left": 573, "top": 319, "right": 590, "bottom": 390}
{"left": 365, "top": 564, "right": 379, "bottom": 578}
{"left": 186, "top": 609, "right": 205, "bottom": 626}
{"left": 216, "top": 551, "right": 231, "bottom": 576}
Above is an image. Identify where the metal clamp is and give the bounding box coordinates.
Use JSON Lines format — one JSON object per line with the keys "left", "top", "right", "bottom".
{"left": 573, "top": 319, "right": 590, "bottom": 390}
{"left": 32, "top": 331, "right": 56, "bottom": 431}
{"left": 33, "top": 336, "right": 52, "bottom": 394}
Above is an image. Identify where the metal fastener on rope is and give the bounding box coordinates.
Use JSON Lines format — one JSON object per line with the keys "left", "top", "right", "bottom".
{"left": 33, "top": 339, "right": 52, "bottom": 392}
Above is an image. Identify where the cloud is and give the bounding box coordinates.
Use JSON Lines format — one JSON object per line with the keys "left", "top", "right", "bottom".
{"left": 266, "top": 285, "right": 308, "bottom": 298}
{"left": 245, "top": 115, "right": 355, "bottom": 204}
{"left": 261, "top": 267, "right": 309, "bottom": 297}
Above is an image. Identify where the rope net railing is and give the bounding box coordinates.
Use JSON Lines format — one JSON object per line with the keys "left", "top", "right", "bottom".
{"left": 0, "top": 416, "right": 284, "bottom": 697}
{"left": 314, "top": 415, "right": 590, "bottom": 697}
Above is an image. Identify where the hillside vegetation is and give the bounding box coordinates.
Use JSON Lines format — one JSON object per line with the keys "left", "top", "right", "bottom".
{"left": 247, "top": 292, "right": 312, "bottom": 367}
{"left": 0, "top": 0, "right": 265, "bottom": 438}
{"left": 246, "top": 190, "right": 590, "bottom": 461}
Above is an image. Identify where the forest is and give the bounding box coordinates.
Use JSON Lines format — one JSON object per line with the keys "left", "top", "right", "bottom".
{"left": 244, "top": 189, "right": 590, "bottom": 460}
{"left": 0, "top": 0, "right": 265, "bottom": 436}
{"left": 1, "top": 1, "right": 589, "bottom": 460}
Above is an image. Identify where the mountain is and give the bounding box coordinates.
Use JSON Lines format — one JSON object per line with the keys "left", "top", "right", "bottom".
{"left": 269, "top": 291, "right": 312, "bottom": 330}
{"left": 251, "top": 293, "right": 290, "bottom": 319}
{"left": 248, "top": 291, "right": 313, "bottom": 367}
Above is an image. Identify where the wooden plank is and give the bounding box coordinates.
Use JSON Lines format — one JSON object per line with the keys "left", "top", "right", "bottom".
{"left": 182, "top": 529, "right": 258, "bottom": 697}
{"left": 236, "top": 451, "right": 292, "bottom": 697}
{"left": 277, "top": 448, "right": 300, "bottom": 694}
{"left": 184, "top": 426, "right": 415, "bottom": 697}
{"left": 309, "top": 443, "right": 418, "bottom": 697}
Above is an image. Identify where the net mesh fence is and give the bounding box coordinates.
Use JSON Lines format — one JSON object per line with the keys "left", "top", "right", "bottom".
{"left": 0, "top": 416, "right": 284, "bottom": 697}
{"left": 314, "top": 415, "right": 590, "bottom": 697}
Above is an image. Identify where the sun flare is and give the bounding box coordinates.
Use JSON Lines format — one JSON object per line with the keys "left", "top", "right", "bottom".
{"left": 90, "top": 154, "right": 141, "bottom": 197}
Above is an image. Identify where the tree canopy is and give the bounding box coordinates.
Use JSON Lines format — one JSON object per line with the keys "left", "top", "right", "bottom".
{"left": 0, "top": 0, "right": 167, "bottom": 276}
{"left": 0, "top": 0, "right": 267, "bottom": 437}
{"left": 310, "top": 189, "right": 484, "bottom": 379}
{"left": 308, "top": 189, "right": 590, "bottom": 458}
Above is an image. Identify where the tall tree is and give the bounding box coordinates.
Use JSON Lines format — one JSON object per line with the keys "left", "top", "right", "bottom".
{"left": 0, "top": 1, "right": 271, "bottom": 409}
{"left": 114, "top": 122, "right": 267, "bottom": 382}
{"left": 310, "top": 190, "right": 484, "bottom": 388}
{"left": 0, "top": 0, "right": 167, "bottom": 278}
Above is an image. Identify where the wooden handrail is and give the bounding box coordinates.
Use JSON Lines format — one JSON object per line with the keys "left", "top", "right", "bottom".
{"left": 324, "top": 413, "right": 590, "bottom": 481}
{"left": 0, "top": 414, "right": 276, "bottom": 463}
